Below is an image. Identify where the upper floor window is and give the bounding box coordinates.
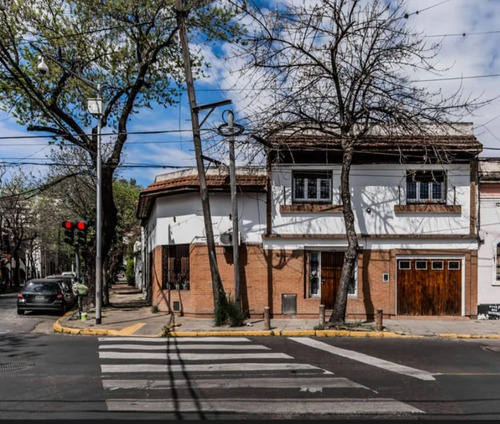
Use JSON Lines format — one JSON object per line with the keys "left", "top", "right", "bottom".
{"left": 293, "top": 171, "right": 332, "bottom": 203}
{"left": 406, "top": 170, "right": 446, "bottom": 204}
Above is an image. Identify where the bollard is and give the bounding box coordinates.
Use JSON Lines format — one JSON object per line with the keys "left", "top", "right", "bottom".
{"left": 376, "top": 309, "right": 383, "bottom": 331}
{"left": 264, "top": 306, "right": 270, "bottom": 330}
{"left": 319, "top": 304, "right": 325, "bottom": 326}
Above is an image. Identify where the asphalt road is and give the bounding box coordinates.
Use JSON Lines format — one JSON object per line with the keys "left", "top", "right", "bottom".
{"left": 1, "top": 293, "right": 500, "bottom": 420}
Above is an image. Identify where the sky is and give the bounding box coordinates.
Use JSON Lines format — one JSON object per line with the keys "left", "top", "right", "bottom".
{"left": 0, "top": 0, "right": 499, "bottom": 189}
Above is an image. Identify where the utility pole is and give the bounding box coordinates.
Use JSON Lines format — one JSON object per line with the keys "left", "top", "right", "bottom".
{"left": 175, "top": 0, "right": 227, "bottom": 312}
{"left": 227, "top": 111, "right": 241, "bottom": 311}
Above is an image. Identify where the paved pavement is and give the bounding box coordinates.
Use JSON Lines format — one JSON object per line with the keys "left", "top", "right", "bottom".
{"left": 53, "top": 283, "right": 500, "bottom": 339}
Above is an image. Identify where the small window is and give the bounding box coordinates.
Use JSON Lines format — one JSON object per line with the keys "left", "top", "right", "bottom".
{"left": 432, "top": 261, "right": 443, "bottom": 270}
{"left": 399, "top": 261, "right": 411, "bottom": 270}
{"left": 415, "top": 261, "right": 427, "bottom": 270}
{"left": 293, "top": 171, "right": 332, "bottom": 203}
{"left": 448, "top": 261, "right": 460, "bottom": 270}
{"left": 406, "top": 170, "right": 446, "bottom": 204}
{"left": 309, "top": 252, "right": 320, "bottom": 297}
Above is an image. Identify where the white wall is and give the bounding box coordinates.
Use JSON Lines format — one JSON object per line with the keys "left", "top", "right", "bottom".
{"left": 147, "top": 191, "right": 266, "bottom": 251}
{"left": 478, "top": 194, "right": 500, "bottom": 305}
{"left": 271, "top": 164, "right": 471, "bottom": 238}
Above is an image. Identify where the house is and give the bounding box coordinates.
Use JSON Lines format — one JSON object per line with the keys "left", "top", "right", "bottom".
{"left": 136, "top": 167, "right": 268, "bottom": 316}
{"left": 136, "top": 123, "right": 482, "bottom": 319}
{"left": 477, "top": 158, "right": 500, "bottom": 319}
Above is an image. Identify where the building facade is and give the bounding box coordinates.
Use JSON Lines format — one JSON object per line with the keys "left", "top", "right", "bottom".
{"left": 477, "top": 158, "right": 500, "bottom": 319}
{"left": 137, "top": 123, "right": 482, "bottom": 319}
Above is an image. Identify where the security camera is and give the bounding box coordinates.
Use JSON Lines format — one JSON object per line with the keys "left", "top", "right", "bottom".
{"left": 37, "top": 56, "right": 49, "bottom": 75}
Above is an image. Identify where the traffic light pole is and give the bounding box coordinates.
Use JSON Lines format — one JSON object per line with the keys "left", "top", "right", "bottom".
{"left": 95, "top": 85, "right": 102, "bottom": 325}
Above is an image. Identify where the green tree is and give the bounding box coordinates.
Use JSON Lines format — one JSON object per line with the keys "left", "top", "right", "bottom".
{"left": 0, "top": 0, "right": 244, "bottom": 300}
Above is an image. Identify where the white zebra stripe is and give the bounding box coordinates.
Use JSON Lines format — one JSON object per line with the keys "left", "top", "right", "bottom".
{"left": 102, "top": 377, "right": 367, "bottom": 391}
{"left": 99, "top": 343, "right": 270, "bottom": 351}
{"left": 98, "top": 337, "right": 250, "bottom": 343}
{"left": 101, "top": 363, "right": 332, "bottom": 374}
{"left": 99, "top": 351, "right": 292, "bottom": 360}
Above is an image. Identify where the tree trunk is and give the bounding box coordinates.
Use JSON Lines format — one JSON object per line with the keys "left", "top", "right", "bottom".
{"left": 329, "top": 141, "right": 358, "bottom": 327}
{"left": 99, "top": 166, "right": 117, "bottom": 306}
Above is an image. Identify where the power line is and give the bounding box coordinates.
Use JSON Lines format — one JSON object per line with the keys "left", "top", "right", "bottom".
{"left": 0, "top": 128, "right": 202, "bottom": 141}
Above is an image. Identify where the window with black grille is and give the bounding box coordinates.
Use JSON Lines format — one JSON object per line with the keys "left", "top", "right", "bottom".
{"left": 406, "top": 170, "right": 446, "bottom": 204}
{"left": 162, "top": 244, "right": 190, "bottom": 290}
{"left": 293, "top": 171, "right": 332, "bottom": 203}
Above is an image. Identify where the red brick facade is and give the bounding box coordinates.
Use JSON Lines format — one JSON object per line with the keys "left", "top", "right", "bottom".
{"left": 150, "top": 243, "right": 478, "bottom": 319}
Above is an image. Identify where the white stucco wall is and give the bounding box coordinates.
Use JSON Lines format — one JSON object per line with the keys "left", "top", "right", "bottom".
{"left": 271, "top": 163, "right": 472, "bottom": 238}
{"left": 146, "top": 191, "right": 266, "bottom": 251}
{"left": 478, "top": 193, "right": 500, "bottom": 305}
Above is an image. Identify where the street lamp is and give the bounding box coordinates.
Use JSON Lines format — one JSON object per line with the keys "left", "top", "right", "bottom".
{"left": 34, "top": 49, "right": 104, "bottom": 324}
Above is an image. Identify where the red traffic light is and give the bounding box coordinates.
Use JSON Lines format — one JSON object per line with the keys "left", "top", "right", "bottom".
{"left": 62, "top": 220, "right": 75, "bottom": 229}
{"left": 76, "top": 221, "right": 87, "bottom": 231}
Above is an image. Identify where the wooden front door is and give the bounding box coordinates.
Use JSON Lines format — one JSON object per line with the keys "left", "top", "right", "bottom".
{"left": 397, "top": 259, "right": 462, "bottom": 316}
{"left": 321, "top": 252, "right": 344, "bottom": 309}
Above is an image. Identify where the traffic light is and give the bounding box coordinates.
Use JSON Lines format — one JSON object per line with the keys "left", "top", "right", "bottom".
{"left": 75, "top": 220, "right": 88, "bottom": 246}
{"left": 62, "top": 220, "right": 75, "bottom": 245}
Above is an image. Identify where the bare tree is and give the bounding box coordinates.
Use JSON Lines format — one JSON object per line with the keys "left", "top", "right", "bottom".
{"left": 238, "top": 0, "right": 487, "bottom": 326}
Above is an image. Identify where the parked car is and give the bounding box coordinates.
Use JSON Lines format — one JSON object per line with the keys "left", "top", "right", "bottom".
{"left": 45, "top": 274, "right": 74, "bottom": 292}
{"left": 17, "top": 279, "right": 76, "bottom": 315}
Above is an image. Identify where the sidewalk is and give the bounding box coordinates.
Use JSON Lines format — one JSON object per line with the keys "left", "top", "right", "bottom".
{"left": 53, "top": 283, "right": 500, "bottom": 339}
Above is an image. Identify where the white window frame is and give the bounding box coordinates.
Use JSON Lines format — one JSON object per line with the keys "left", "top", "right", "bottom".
{"left": 432, "top": 261, "right": 444, "bottom": 270}
{"left": 406, "top": 170, "right": 446, "bottom": 204}
{"left": 293, "top": 171, "right": 332, "bottom": 203}
{"left": 309, "top": 251, "right": 321, "bottom": 298}
{"left": 415, "top": 260, "right": 428, "bottom": 270}
{"left": 493, "top": 239, "right": 500, "bottom": 286}
{"left": 307, "top": 250, "right": 357, "bottom": 298}
{"left": 398, "top": 261, "right": 411, "bottom": 270}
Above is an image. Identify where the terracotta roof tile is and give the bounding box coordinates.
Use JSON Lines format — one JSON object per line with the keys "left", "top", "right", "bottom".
{"left": 142, "top": 173, "right": 267, "bottom": 194}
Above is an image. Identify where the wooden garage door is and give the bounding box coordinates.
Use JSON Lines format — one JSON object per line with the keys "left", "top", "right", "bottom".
{"left": 397, "top": 259, "right": 461, "bottom": 316}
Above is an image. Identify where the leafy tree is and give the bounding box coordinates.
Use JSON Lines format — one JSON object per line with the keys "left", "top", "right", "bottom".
{"left": 0, "top": 0, "right": 244, "bottom": 301}
{"left": 0, "top": 168, "right": 39, "bottom": 288}
{"left": 239, "top": 0, "right": 487, "bottom": 326}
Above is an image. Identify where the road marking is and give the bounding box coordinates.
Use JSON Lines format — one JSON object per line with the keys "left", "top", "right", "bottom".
{"left": 116, "top": 323, "right": 146, "bottom": 335}
{"left": 290, "top": 338, "right": 435, "bottom": 381}
{"left": 99, "top": 351, "right": 292, "bottom": 360}
{"left": 99, "top": 343, "right": 270, "bottom": 351}
{"left": 106, "top": 398, "right": 423, "bottom": 414}
{"left": 102, "top": 377, "right": 368, "bottom": 391}
{"left": 98, "top": 336, "right": 251, "bottom": 343}
{"left": 433, "top": 372, "right": 500, "bottom": 376}
{"left": 101, "top": 363, "right": 332, "bottom": 374}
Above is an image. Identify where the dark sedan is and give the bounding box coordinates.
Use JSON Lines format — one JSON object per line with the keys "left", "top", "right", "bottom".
{"left": 17, "top": 279, "right": 76, "bottom": 315}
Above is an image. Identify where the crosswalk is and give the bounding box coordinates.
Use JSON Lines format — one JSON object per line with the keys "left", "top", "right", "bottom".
{"left": 98, "top": 336, "right": 424, "bottom": 417}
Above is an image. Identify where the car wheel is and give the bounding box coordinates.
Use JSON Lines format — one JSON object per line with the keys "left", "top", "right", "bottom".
{"left": 17, "top": 309, "right": 24, "bottom": 315}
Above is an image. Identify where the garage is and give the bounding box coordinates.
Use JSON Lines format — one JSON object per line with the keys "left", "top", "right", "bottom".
{"left": 397, "top": 258, "right": 462, "bottom": 316}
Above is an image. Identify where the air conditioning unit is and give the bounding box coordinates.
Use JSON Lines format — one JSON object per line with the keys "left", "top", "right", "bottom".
{"left": 219, "top": 231, "right": 240, "bottom": 246}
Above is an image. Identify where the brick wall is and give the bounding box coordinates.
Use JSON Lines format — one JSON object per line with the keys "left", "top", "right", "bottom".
{"left": 151, "top": 244, "right": 477, "bottom": 319}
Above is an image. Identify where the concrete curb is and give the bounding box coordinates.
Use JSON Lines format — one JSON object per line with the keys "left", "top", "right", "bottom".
{"left": 53, "top": 314, "right": 500, "bottom": 339}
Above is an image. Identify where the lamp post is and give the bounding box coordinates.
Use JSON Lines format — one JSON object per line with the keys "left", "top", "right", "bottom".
{"left": 34, "top": 49, "right": 103, "bottom": 324}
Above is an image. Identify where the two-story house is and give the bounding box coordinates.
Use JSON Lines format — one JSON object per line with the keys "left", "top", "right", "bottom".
{"left": 136, "top": 123, "right": 482, "bottom": 320}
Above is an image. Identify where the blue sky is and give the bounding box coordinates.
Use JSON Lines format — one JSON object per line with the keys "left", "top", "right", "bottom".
{"left": 1, "top": 0, "right": 500, "bottom": 189}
